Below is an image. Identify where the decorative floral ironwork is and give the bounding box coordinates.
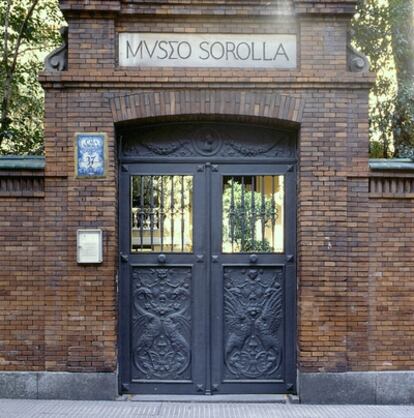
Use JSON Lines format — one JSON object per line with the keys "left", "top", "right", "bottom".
{"left": 224, "top": 267, "right": 283, "bottom": 379}
{"left": 140, "top": 140, "right": 187, "bottom": 155}
{"left": 131, "top": 267, "right": 192, "bottom": 380}
{"left": 226, "top": 141, "right": 278, "bottom": 157}
{"left": 121, "top": 123, "right": 295, "bottom": 159}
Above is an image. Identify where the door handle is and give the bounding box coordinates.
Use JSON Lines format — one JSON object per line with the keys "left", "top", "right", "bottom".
{"left": 211, "top": 255, "right": 219, "bottom": 263}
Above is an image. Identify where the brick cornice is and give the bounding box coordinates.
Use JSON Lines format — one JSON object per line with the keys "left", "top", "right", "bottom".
{"left": 59, "top": 0, "right": 121, "bottom": 12}
{"left": 59, "top": 0, "right": 357, "bottom": 17}
{"left": 59, "top": 0, "right": 294, "bottom": 17}
{"left": 108, "top": 90, "right": 305, "bottom": 124}
{"left": 294, "top": 0, "right": 357, "bottom": 16}
{"left": 39, "top": 71, "right": 376, "bottom": 89}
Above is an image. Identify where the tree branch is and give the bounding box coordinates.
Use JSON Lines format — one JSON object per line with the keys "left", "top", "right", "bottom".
{"left": 2, "top": 0, "right": 11, "bottom": 74}
{"left": 1, "top": 0, "right": 41, "bottom": 148}
{"left": 9, "top": 0, "right": 42, "bottom": 79}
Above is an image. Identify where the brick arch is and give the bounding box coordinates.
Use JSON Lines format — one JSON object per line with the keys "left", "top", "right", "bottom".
{"left": 109, "top": 90, "right": 305, "bottom": 124}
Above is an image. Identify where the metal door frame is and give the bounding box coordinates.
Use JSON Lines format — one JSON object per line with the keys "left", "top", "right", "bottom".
{"left": 117, "top": 120, "right": 297, "bottom": 395}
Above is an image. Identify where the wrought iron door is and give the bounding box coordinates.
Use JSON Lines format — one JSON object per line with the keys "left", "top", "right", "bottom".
{"left": 119, "top": 122, "right": 296, "bottom": 395}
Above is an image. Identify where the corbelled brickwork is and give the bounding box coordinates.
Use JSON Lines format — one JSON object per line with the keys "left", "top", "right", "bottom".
{"left": 0, "top": 0, "right": 413, "bottom": 401}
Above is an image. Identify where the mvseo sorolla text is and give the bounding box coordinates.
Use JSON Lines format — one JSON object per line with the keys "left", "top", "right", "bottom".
{"left": 118, "top": 34, "right": 297, "bottom": 69}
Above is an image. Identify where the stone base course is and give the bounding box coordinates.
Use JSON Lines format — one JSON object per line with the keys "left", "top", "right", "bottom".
{"left": 1, "top": 370, "right": 414, "bottom": 404}
{"left": 0, "top": 372, "right": 117, "bottom": 400}
{"left": 300, "top": 371, "right": 414, "bottom": 405}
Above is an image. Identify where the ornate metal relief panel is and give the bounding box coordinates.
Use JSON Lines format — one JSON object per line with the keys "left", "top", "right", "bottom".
{"left": 223, "top": 266, "right": 284, "bottom": 380}
{"left": 121, "top": 123, "right": 295, "bottom": 159}
{"left": 131, "top": 267, "right": 192, "bottom": 380}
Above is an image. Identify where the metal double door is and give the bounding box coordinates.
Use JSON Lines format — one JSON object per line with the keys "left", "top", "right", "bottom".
{"left": 119, "top": 161, "right": 296, "bottom": 395}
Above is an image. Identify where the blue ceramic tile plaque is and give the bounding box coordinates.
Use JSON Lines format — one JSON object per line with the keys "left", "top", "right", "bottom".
{"left": 76, "top": 133, "right": 106, "bottom": 177}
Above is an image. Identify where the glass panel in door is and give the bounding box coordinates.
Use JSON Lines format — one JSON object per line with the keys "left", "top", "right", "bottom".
{"left": 131, "top": 175, "right": 193, "bottom": 253}
{"left": 222, "top": 175, "right": 284, "bottom": 253}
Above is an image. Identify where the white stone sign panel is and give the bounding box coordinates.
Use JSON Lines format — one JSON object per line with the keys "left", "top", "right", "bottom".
{"left": 118, "top": 33, "right": 297, "bottom": 69}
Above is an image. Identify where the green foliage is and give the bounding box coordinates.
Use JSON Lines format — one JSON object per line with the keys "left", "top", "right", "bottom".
{"left": 0, "top": 0, "right": 64, "bottom": 155}
{"left": 352, "top": 0, "right": 395, "bottom": 157}
{"left": 392, "top": 84, "right": 414, "bottom": 156}
{"left": 352, "top": 0, "right": 414, "bottom": 157}
{"left": 369, "top": 140, "right": 392, "bottom": 159}
{"left": 389, "top": 0, "right": 414, "bottom": 155}
{"left": 223, "top": 180, "right": 278, "bottom": 252}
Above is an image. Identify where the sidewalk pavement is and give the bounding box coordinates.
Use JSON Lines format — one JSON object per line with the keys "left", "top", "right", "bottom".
{"left": 1, "top": 399, "right": 414, "bottom": 418}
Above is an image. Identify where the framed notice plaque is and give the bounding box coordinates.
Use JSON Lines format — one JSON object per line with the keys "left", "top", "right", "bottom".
{"left": 77, "top": 229, "right": 103, "bottom": 264}
{"left": 75, "top": 133, "right": 106, "bottom": 177}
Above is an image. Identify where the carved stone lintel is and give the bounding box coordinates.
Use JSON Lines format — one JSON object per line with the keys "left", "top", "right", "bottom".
{"left": 45, "top": 27, "right": 68, "bottom": 71}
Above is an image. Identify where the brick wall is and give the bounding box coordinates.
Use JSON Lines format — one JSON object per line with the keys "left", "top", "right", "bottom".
{"left": 0, "top": 171, "right": 45, "bottom": 371}
{"left": 367, "top": 174, "right": 414, "bottom": 371}
{"left": 0, "top": 0, "right": 413, "bottom": 379}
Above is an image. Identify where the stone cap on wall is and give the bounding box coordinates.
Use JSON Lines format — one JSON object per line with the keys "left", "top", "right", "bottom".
{"left": 0, "top": 156, "right": 45, "bottom": 197}
{"left": 369, "top": 159, "right": 414, "bottom": 199}
{"left": 0, "top": 156, "right": 45, "bottom": 170}
{"left": 369, "top": 159, "right": 414, "bottom": 172}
